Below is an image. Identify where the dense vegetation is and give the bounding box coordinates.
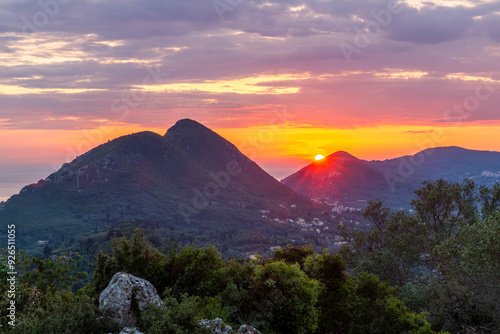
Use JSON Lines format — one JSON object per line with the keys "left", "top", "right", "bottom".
{"left": 340, "top": 179, "right": 500, "bottom": 333}
{"left": 0, "top": 229, "right": 436, "bottom": 333}
{"left": 0, "top": 179, "right": 498, "bottom": 333}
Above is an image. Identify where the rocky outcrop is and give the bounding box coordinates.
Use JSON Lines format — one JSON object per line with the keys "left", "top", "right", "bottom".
{"left": 200, "top": 318, "right": 233, "bottom": 333}
{"left": 119, "top": 327, "right": 144, "bottom": 334}
{"left": 99, "top": 273, "right": 261, "bottom": 334}
{"left": 237, "top": 325, "right": 261, "bottom": 334}
{"left": 99, "top": 272, "right": 165, "bottom": 327}
{"left": 199, "top": 319, "right": 261, "bottom": 334}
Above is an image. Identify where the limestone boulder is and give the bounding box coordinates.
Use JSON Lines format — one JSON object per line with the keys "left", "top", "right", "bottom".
{"left": 99, "top": 272, "right": 165, "bottom": 327}
{"left": 119, "top": 327, "right": 144, "bottom": 334}
{"left": 237, "top": 325, "right": 261, "bottom": 334}
{"left": 199, "top": 318, "right": 233, "bottom": 333}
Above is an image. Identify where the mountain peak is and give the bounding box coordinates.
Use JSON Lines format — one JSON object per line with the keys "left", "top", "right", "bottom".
{"left": 1, "top": 117, "right": 321, "bottom": 255}
{"left": 164, "top": 118, "right": 234, "bottom": 155}
{"left": 164, "top": 119, "right": 209, "bottom": 136}
{"left": 328, "top": 151, "right": 357, "bottom": 159}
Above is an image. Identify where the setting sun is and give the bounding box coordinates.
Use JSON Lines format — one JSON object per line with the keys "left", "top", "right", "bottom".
{"left": 315, "top": 154, "right": 325, "bottom": 161}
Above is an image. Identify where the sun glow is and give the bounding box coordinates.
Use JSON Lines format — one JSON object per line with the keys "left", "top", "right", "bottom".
{"left": 315, "top": 154, "right": 325, "bottom": 160}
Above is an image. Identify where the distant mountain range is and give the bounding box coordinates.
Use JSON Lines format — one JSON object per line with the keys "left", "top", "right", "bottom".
{"left": 0, "top": 119, "right": 321, "bottom": 253}
{"left": 282, "top": 146, "right": 500, "bottom": 208}
{"left": 2, "top": 120, "right": 499, "bottom": 255}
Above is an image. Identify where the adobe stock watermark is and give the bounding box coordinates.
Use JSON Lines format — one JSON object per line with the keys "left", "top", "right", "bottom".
{"left": 6, "top": 224, "right": 17, "bottom": 328}
{"left": 51, "top": 66, "right": 169, "bottom": 172}
{"left": 213, "top": 0, "right": 245, "bottom": 21}
{"left": 238, "top": 106, "right": 296, "bottom": 161}
{"left": 340, "top": 0, "right": 403, "bottom": 64}
{"left": 20, "top": 0, "right": 73, "bottom": 34}
{"left": 384, "top": 80, "right": 496, "bottom": 192}
{"left": 1, "top": 0, "right": 73, "bottom": 50}
{"left": 178, "top": 106, "right": 295, "bottom": 223}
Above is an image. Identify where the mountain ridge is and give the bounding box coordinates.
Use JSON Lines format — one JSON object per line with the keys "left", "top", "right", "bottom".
{"left": 282, "top": 146, "right": 500, "bottom": 208}
{"left": 0, "top": 120, "right": 323, "bottom": 255}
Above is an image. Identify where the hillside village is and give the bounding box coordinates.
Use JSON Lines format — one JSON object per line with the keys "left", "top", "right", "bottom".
{"left": 259, "top": 201, "right": 368, "bottom": 253}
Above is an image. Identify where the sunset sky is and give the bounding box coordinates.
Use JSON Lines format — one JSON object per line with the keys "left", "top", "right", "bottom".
{"left": 1, "top": 0, "right": 500, "bottom": 201}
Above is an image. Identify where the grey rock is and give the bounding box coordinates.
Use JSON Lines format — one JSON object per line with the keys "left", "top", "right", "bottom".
{"left": 99, "top": 272, "right": 165, "bottom": 327}
{"left": 200, "top": 318, "right": 233, "bottom": 333}
{"left": 237, "top": 325, "right": 261, "bottom": 334}
{"left": 119, "top": 327, "right": 144, "bottom": 334}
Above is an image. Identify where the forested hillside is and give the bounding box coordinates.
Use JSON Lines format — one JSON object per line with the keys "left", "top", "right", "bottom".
{"left": 1, "top": 179, "right": 499, "bottom": 333}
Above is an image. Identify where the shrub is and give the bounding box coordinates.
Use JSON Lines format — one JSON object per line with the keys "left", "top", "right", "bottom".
{"left": 249, "top": 261, "right": 320, "bottom": 334}
{"left": 12, "top": 294, "right": 111, "bottom": 334}
{"left": 138, "top": 291, "right": 210, "bottom": 334}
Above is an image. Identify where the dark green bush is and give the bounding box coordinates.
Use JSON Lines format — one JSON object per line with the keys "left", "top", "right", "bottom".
{"left": 138, "top": 291, "right": 210, "bottom": 334}
{"left": 12, "top": 294, "right": 112, "bottom": 334}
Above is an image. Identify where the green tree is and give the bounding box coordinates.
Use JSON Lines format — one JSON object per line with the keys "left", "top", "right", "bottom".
{"left": 304, "top": 251, "right": 436, "bottom": 334}
{"left": 249, "top": 261, "right": 320, "bottom": 334}
{"left": 340, "top": 201, "right": 421, "bottom": 285}
{"left": 339, "top": 179, "right": 500, "bottom": 333}
{"left": 412, "top": 179, "right": 477, "bottom": 259}
{"left": 92, "top": 228, "right": 165, "bottom": 293}
{"left": 12, "top": 294, "right": 110, "bottom": 334}
{"left": 272, "top": 244, "right": 315, "bottom": 270}
{"left": 17, "top": 251, "right": 87, "bottom": 295}
{"left": 343, "top": 273, "right": 436, "bottom": 334}
{"left": 479, "top": 183, "right": 500, "bottom": 218}
{"left": 304, "top": 251, "right": 349, "bottom": 333}
{"left": 43, "top": 244, "right": 52, "bottom": 258}
{"left": 139, "top": 291, "right": 210, "bottom": 334}
{"left": 165, "top": 244, "right": 228, "bottom": 298}
{"left": 432, "top": 211, "right": 500, "bottom": 332}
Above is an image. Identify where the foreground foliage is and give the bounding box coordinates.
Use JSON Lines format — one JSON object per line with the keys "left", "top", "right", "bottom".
{"left": 340, "top": 180, "right": 500, "bottom": 333}
{"left": 2, "top": 179, "right": 496, "bottom": 333}
{"left": 0, "top": 230, "right": 435, "bottom": 333}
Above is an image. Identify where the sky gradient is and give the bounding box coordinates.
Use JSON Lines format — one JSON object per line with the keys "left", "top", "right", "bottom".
{"left": 1, "top": 0, "right": 500, "bottom": 201}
